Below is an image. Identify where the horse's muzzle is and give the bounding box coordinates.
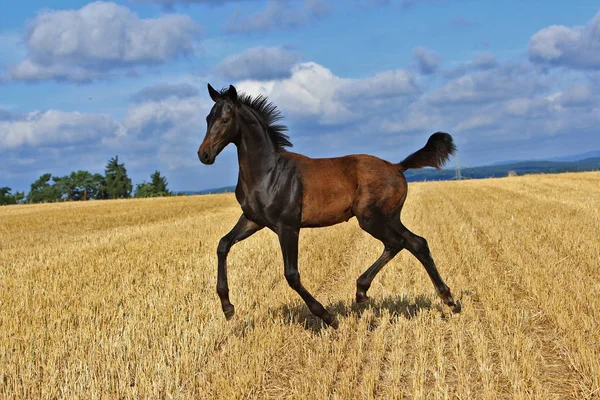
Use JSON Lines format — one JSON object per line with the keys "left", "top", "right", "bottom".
{"left": 198, "top": 150, "right": 215, "bottom": 165}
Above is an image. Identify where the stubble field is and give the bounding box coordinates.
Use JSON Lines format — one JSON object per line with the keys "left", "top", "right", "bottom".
{"left": 1, "top": 171, "right": 599, "bottom": 399}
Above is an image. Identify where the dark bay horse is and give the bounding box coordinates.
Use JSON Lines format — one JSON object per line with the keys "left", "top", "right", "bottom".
{"left": 198, "top": 84, "right": 461, "bottom": 329}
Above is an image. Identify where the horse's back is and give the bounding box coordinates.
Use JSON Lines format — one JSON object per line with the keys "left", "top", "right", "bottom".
{"left": 282, "top": 152, "right": 407, "bottom": 227}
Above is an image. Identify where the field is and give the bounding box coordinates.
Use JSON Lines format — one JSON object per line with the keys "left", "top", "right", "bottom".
{"left": 1, "top": 171, "right": 599, "bottom": 399}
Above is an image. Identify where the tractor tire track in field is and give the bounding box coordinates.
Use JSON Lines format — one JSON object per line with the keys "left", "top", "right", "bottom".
{"left": 444, "top": 182, "right": 584, "bottom": 398}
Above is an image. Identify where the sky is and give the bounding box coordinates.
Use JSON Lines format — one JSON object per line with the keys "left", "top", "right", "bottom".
{"left": 1, "top": 0, "right": 600, "bottom": 193}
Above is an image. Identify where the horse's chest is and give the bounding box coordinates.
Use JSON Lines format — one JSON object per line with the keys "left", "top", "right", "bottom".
{"left": 237, "top": 194, "right": 265, "bottom": 224}
{"left": 235, "top": 180, "right": 301, "bottom": 227}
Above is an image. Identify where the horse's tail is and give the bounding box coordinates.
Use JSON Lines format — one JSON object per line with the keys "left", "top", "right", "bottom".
{"left": 397, "top": 132, "right": 456, "bottom": 172}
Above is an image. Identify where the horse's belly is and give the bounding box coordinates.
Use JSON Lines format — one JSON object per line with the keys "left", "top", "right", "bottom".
{"left": 300, "top": 187, "right": 354, "bottom": 227}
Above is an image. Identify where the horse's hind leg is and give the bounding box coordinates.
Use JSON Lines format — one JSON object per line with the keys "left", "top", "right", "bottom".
{"left": 356, "top": 214, "right": 461, "bottom": 313}
{"left": 397, "top": 223, "right": 461, "bottom": 313}
{"left": 356, "top": 247, "right": 401, "bottom": 303}
{"left": 355, "top": 214, "right": 404, "bottom": 303}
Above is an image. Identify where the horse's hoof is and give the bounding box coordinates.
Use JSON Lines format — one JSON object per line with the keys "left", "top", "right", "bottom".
{"left": 223, "top": 306, "right": 235, "bottom": 320}
{"left": 450, "top": 300, "right": 462, "bottom": 314}
{"left": 328, "top": 317, "right": 339, "bottom": 330}
{"left": 356, "top": 292, "right": 370, "bottom": 304}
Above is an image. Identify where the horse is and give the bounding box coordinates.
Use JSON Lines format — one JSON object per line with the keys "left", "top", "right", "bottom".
{"left": 198, "top": 84, "right": 461, "bottom": 329}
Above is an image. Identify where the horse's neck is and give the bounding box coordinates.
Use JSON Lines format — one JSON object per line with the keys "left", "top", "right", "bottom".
{"left": 236, "top": 123, "right": 281, "bottom": 189}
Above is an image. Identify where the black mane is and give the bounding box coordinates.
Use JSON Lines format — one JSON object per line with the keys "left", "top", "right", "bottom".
{"left": 220, "top": 87, "right": 292, "bottom": 149}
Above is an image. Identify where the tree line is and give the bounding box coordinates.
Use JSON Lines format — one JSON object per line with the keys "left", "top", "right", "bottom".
{"left": 1, "top": 156, "right": 175, "bottom": 205}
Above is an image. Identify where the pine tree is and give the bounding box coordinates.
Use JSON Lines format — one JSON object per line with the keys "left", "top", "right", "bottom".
{"left": 104, "top": 156, "right": 132, "bottom": 199}
{"left": 150, "top": 171, "right": 171, "bottom": 196}
{"left": 134, "top": 170, "right": 172, "bottom": 198}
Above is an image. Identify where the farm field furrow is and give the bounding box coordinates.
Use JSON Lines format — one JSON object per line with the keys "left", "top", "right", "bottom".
{"left": 1, "top": 172, "right": 598, "bottom": 399}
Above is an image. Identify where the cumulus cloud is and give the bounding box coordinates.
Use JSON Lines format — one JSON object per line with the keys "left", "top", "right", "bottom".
{"left": 124, "top": 97, "right": 204, "bottom": 139}
{"left": 378, "top": 102, "right": 443, "bottom": 134}
{"left": 412, "top": 46, "right": 441, "bottom": 75}
{"left": 529, "top": 11, "right": 600, "bottom": 69}
{"left": 0, "top": 110, "right": 123, "bottom": 150}
{"left": 556, "top": 84, "right": 593, "bottom": 107}
{"left": 131, "top": 83, "right": 200, "bottom": 103}
{"left": 120, "top": 96, "right": 212, "bottom": 170}
{"left": 235, "top": 62, "right": 418, "bottom": 125}
{"left": 337, "top": 69, "right": 419, "bottom": 99}
{"left": 218, "top": 46, "right": 302, "bottom": 81}
{"left": 236, "top": 62, "right": 352, "bottom": 124}
{"left": 429, "top": 64, "right": 546, "bottom": 105}
{"left": 472, "top": 52, "right": 497, "bottom": 69}
{"left": 8, "top": 1, "right": 200, "bottom": 82}
{"left": 444, "top": 51, "right": 497, "bottom": 78}
{"left": 225, "top": 0, "right": 329, "bottom": 33}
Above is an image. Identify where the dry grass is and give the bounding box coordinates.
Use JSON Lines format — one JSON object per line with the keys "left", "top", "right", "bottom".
{"left": 1, "top": 171, "right": 599, "bottom": 399}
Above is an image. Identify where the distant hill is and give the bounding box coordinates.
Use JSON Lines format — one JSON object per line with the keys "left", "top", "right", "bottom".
{"left": 177, "top": 185, "right": 236, "bottom": 196}
{"left": 405, "top": 157, "right": 600, "bottom": 182}
{"left": 180, "top": 157, "right": 600, "bottom": 195}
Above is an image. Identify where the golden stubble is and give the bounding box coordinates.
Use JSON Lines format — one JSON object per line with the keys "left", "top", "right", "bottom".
{"left": 1, "top": 172, "right": 598, "bottom": 399}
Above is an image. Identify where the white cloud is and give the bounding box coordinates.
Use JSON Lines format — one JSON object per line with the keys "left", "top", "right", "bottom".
{"left": 235, "top": 62, "right": 418, "bottom": 125}
{"left": 0, "top": 110, "right": 123, "bottom": 150}
{"left": 378, "top": 102, "right": 443, "bottom": 134}
{"left": 124, "top": 96, "right": 206, "bottom": 140}
{"left": 556, "top": 84, "right": 593, "bottom": 107}
{"left": 8, "top": 1, "right": 200, "bottom": 82}
{"left": 338, "top": 69, "right": 419, "bottom": 99}
{"left": 412, "top": 46, "right": 441, "bottom": 75}
{"left": 453, "top": 114, "right": 497, "bottom": 132}
{"left": 443, "top": 51, "right": 498, "bottom": 78}
{"left": 429, "top": 64, "right": 545, "bottom": 105}
{"left": 235, "top": 62, "right": 352, "bottom": 124}
{"left": 218, "top": 46, "right": 302, "bottom": 81}
{"left": 529, "top": 11, "right": 600, "bottom": 69}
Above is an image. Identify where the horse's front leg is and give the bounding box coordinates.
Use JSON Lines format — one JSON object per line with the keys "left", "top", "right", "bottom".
{"left": 278, "top": 227, "right": 339, "bottom": 329}
{"left": 216, "top": 214, "right": 263, "bottom": 320}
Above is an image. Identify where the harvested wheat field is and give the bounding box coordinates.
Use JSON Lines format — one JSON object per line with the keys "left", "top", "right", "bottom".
{"left": 1, "top": 171, "right": 599, "bottom": 399}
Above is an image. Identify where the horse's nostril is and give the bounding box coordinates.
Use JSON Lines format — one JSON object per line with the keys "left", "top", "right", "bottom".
{"left": 201, "top": 152, "right": 210, "bottom": 163}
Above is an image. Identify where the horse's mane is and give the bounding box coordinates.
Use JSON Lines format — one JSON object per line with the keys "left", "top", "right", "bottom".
{"left": 220, "top": 87, "right": 292, "bottom": 149}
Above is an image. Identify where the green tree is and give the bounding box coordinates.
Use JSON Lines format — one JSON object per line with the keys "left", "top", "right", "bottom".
{"left": 0, "top": 187, "right": 16, "bottom": 205}
{"left": 70, "top": 170, "right": 98, "bottom": 201}
{"left": 92, "top": 173, "right": 108, "bottom": 200}
{"left": 13, "top": 191, "right": 25, "bottom": 203}
{"left": 134, "top": 170, "right": 172, "bottom": 198}
{"left": 150, "top": 171, "right": 170, "bottom": 195}
{"left": 53, "top": 175, "right": 76, "bottom": 201}
{"left": 27, "top": 174, "right": 61, "bottom": 203}
{"left": 50, "top": 171, "right": 109, "bottom": 201}
{"left": 133, "top": 182, "right": 154, "bottom": 198}
{"left": 104, "top": 156, "right": 132, "bottom": 199}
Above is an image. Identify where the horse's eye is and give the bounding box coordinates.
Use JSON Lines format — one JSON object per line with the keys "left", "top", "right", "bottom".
{"left": 222, "top": 118, "right": 229, "bottom": 124}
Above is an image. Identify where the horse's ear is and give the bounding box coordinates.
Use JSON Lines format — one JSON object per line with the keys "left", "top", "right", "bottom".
{"left": 227, "top": 85, "right": 238, "bottom": 102}
{"left": 207, "top": 83, "right": 220, "bottom": 102}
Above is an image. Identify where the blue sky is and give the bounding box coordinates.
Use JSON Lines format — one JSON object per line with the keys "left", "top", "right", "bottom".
{"left": 1, "top": 0, "right": 600, "bottom": 193}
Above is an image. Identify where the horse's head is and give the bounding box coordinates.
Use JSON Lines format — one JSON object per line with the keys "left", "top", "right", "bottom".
{"left": 198, "top": 83, "right": 240, "bottom": 165}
